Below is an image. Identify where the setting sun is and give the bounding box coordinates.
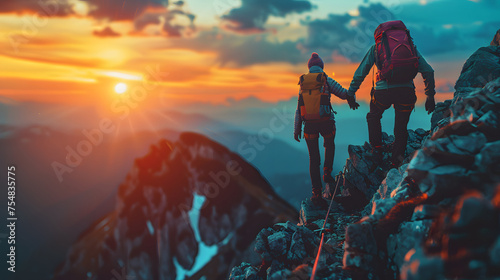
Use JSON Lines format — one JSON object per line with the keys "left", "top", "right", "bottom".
{"left": 114, "top": 83, "right": 127, "bottom": 94}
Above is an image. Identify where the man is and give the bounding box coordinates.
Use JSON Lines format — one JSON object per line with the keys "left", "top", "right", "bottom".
{"left": 294, "top": 52, "right": 359, "bottom": 207}
{"left": 347, "top": 20, "right": 436, "bottom": 167}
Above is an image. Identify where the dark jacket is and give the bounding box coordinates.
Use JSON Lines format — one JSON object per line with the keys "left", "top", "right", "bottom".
{"left": 348, "top": 44, "right": 436, "bottom": 97}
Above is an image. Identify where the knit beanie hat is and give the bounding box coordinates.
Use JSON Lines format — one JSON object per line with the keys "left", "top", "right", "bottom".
{"left": 308, "top": 52, "right": 324, "bottom": 69}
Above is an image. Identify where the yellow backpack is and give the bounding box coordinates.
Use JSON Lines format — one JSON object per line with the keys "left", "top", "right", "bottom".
{"left": 298, "top": 72, "right": 331, "bottom": 121}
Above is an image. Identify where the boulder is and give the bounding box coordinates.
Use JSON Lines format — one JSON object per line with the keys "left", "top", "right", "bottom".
{"left": 454, "top": 46, "right": 500, "bottom": 90}
{"left": 267, "top": 231, "right": 291, "bottom": 258}
{"left": 400, "top": 248, "right": 445, "bottom": 280}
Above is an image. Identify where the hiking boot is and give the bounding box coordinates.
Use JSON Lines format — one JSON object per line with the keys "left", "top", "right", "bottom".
{"left": 323, "top": 167, "right": 335, "bottom": 184}
{"left": 311, "top": 188, "right": 328, "bottom": 209}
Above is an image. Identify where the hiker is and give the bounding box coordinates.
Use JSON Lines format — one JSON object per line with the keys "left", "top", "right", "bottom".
{"left": 491, "top": 29, "right": 500, "bottom": 46}
{"left": 347, "top": 20, "right": 436, "bottom": 167}
{"left": 294, "top": 52, "right": 360, "bottom": 207}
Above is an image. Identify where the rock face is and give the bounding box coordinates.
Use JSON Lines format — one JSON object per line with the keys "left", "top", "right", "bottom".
{"left": 231, "top": 45, "right": 500, "bottom": 280}
{"left": 230, "top": 200, "right": 361, "bottom": 280}
{"left": 230, "top": 135, "right": 427, "bottom": 279}
{"left": 331, "top": 130, "right": 429, "bottom": 211}
{"left": 53, "top": 132, "right": 298, "bottom": 280}
{"left": 344, "top": 45, "right": 500, "bottom": 279}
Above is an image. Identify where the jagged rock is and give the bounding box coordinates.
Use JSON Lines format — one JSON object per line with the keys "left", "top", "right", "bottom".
{"left": 274, "top": 221, "right": 299, "bottom": 233}
{"left": 475, "top": 141, "right": 500, "bottom": 175}
{"left": 451, "top": 193, "right": 496, "bottom": 230}
{"left": 230, "top": 263, "right": 260, "bottom": 280}
{"left": 298, "top": 226, "right": 321, "bottom": 257}
{"left": 408, "top": 133, "right": 477, "bottom": 197}
{"left": 332, "top": 131, "right": 427, "bottom": 212}
{"left": 232, "top": 44, "right": 500, "bottom": 280}
{"left": 243, "top": 266, "right": 262, "bottom": 280}
{"left": 455, "top": 46, "right": 500, "bottom": 90}
{"left": 266, "top": 260, "right": 285, "bottom": 279}
{"left": 411, "top": 205, "right": 440, "bottom": 221}
{"left": 400, "top": 248, "right": 445, "bottom": 280}
{"left": 255, "top": 228, "right": 275, "bottom": 263}
{"left": 367, "top": 164, "right": 416, "bottom": 221}
{"left": 299, "top": 199, "right": 327, "bottom": 225}
{"left": 55, "top": 133, "right": 298, "bottom": 280}
{"left": 344, "top": 222, "right": 378, "bottom": 270}
{"left": 431, "top": 100, "right": 452, "bottom": 131}
{"left": 287, "top": 230, "right": 308, "bottom": 262}
{"left": 267, "top": 231, "right": 291, "bottom": 258}
{"left": 173, "top": 216, "right": 198, "bottom": 270}
{"left": 387, "top": 220, "right": 432, "bottom": 268}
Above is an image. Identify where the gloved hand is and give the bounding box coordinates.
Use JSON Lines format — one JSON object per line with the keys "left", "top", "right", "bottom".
{"left": 294, "top": 131, "right": 301, "bottom": 142}
{"left": 346, "top": 95, "right": 360, "bottom": 110}
{"left": 425, "top": 95, "right": 435, "bottom": 114}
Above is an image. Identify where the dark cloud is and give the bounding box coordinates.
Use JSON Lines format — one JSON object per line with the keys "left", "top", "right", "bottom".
{"left": 0, "top": 0, "right": 74, "bottom": 16}
{"left": 162, "top": 10, "right": 195, "bottom": 37}
{"left": 0, "top": 0, "right": 195, "bottom": 38}
{"left": 217, "top": 37, "right": 303, "bottom": 66}
{"left": 0, "top": 0, "right": 167, "bottom": 19}
{"left": 165, "top": 29, "right": 304, "bottom": 66}
{"left": 93, "top": 26, "right": 121, "bottom": 38}
{"left": 222, "top": 0, "right": 313, "bottom": 33}
{"left": 86, "top": 0, "right": 168, "bottom": 21}
{"left": 302, "top": 2, "right": 479, "bottom": 61}
{"left": 409, "top": 25, "right": 462, "bottom": 55}
{"left": 436, "top": 82, "right": 455, "bottom": 94}
{"left": 133, "top": 11, "right": 163, "bottom": 31}
{"left": 474, "top": 21, "right": 500, "bottom": 43}
{"left": 303, "top": 3, "right": 396, "bottom": 62}
{"left": 132, "top": 9, "right": 195, "bottom": 37}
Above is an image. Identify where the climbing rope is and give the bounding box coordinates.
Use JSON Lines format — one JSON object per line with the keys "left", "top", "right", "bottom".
{"left": 310, "top": 174, "right": 342, "bottom": 280}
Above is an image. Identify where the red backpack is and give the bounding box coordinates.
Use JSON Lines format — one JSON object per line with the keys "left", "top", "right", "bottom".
{"left": 374, "top": 20, "right": 419, "bottom": 83}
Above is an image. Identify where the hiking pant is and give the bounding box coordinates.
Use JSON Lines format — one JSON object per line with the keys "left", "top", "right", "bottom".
{"left": 304, "top": 119, "right": 336, "bottom": 191}
{"left": 366, "top": 87, "right": 416, "bottom": 165}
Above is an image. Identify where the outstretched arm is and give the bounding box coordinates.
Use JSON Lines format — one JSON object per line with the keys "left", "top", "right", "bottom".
{"left": 348, "top": 45, "right": 376, "bottom": 96}
{"left": 416, "top": 48, "right": 436, "bottom": 114}
{"left": 416, "top": 49, "right": 436, "bottom": 97}
{"left": 326, "top": 77, "right": 348, "bottom": 100}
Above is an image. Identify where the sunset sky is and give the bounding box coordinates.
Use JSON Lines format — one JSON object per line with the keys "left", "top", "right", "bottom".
{"left": 0, "top": 0, "right": 498, "bottom": 109}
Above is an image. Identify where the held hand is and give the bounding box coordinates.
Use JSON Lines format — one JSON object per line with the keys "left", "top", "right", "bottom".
{"left": 352, "top": 101, "right": 360, "bottom": 110}
{"left": 294, "top": 132, "right": 301, "bottom": 143}
{"left": 425, "top": 96, "right": 435, "bottom": 114}
{"left": 347, "top": 95, "right": 360, "bottom": 110}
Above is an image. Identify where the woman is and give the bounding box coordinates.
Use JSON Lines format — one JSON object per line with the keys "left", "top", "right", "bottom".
{"left": 294, "top": 52, "right": 359, "bottom": 207}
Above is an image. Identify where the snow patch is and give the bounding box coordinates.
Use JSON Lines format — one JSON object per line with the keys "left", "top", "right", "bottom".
{"left": 147, "top": 220, "right": 154, "bottom": 235}
{"left": 174, "top": 193, "right": 219, "bottom": 280}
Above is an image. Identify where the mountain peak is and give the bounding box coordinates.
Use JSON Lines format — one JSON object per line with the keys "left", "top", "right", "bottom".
{"left": 55, "top": 132, "right": 298, "bottom": 280}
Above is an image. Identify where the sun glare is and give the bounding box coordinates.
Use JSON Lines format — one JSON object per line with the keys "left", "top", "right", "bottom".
{"left": 115, "top": 83, "right": 127, "bottom": 94}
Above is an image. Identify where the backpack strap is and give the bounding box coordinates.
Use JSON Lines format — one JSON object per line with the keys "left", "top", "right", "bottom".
{"left": 298, "top": 74, "right": 305, "bottom": 86}
{"left": 382, "top": 32, "right": 392, "bottom": 61}
{"left": 319, "top": 72, "right": 332, "bottom": 93}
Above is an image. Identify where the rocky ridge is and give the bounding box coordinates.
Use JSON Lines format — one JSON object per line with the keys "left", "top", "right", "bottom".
{"left": 53, "top": 132, "right": 298, "bottom": 280}
{"left": 230, "top": 45, "right": 500, "bottom": 279}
